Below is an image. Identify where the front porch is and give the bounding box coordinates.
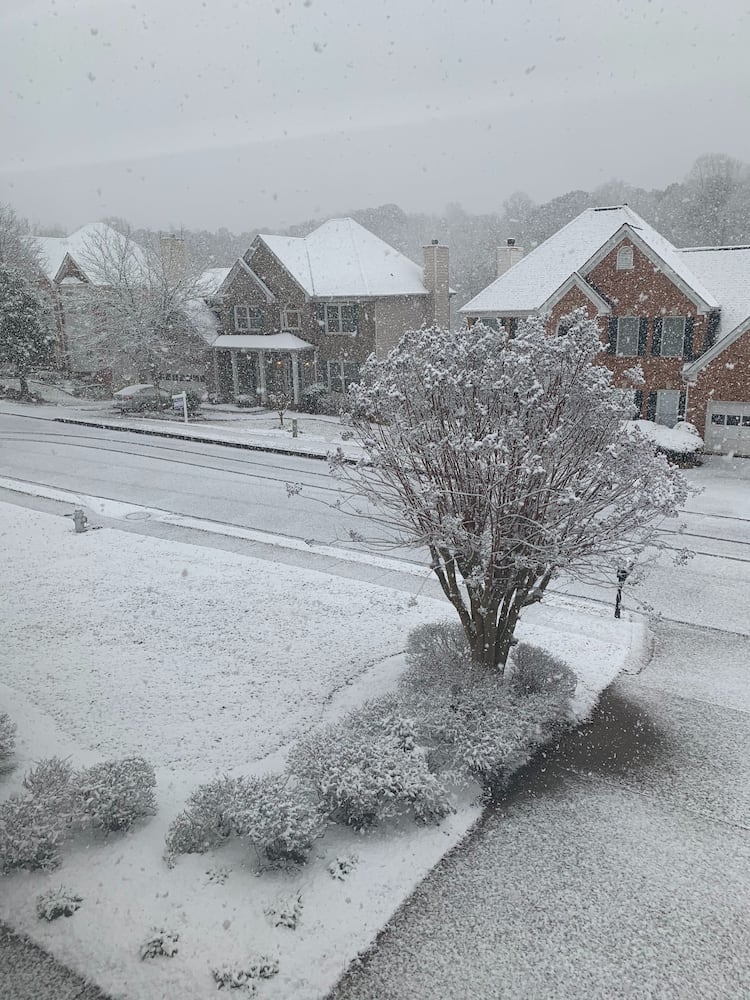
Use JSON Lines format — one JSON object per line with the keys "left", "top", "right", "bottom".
{"left": 211, "top": 333, "right": 316, "bottom": 405}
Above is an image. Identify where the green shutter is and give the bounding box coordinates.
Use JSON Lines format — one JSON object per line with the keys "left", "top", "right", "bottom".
{"left": 637, "top": 318, "right": 649, "bottom": 356}
{"left": 646, "top": 391, "right": 657, "bottom": 421}
{"left": 705, "top": 311, "right": 719, "bottom": 351}
{"left": 633, "top": 390, "right": 644, "bottom": 417}
{"left": 606, "top": 317, "right": 617, "bottom": 354}
{"left": 651, "top": 318, "right": 662, "bottom": 356}
{"left": 316, "top": 304, "right": 326, "bottom": 328}
{"left": 683, "top": 317, "right": 694, "bottom": 360}
{"left": 678, "top": 391, "right": 686, "bottom": 420}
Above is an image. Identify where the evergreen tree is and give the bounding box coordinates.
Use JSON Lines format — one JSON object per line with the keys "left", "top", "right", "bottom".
{"left": 0, "top": 265, "right": 53, "bottom": 398}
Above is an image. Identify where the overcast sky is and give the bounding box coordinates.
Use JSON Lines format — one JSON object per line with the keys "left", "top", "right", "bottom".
{"left": 2, "top": 0, "right": 749, "bottom": 233}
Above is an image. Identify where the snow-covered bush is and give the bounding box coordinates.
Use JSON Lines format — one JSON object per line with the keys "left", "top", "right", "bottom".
{"left": 212, "top": 956, "right": 279, "bottom": 991}
{"left": 403, "top": 621, "right": 471, "bottom": 691}
{"left": 22, "top": 757, "right": 77, "bottom": 820}
{"left": 166, "top": 774, "right": 324, "bottom": 869}
{"left": 265, "top": 892, "right": 303, "bottom": 930}
{"left": 289, "top": 721, "right": 451, "bottom": 831}
{"left": 633, "top": 419, "right": 703, "bottom": 466}
{"left": 165, "top": 776, "right": 245, "bottom": 861}
{"left": 0, "top": 711, "right": 16, "bottom": 763}
{"left": 507, "top": 643, "right": 577, "bottom": 699}
{"left": 76, "top": 756, "right": 156, "bottom": 832}
{"left": 36, "top": 886, "right": 83, "bottom": 921}
{"left": 328, "top": 855, "right": 358, "bottom": 881}
{"left": 0, "top": 795, "right": 66, "bottom": 872}
{"left": 140, "top": 927, "right": 180, "bottom": 960}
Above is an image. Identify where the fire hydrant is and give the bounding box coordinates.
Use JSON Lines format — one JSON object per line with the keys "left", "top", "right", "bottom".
{"left": 72, "top": 508, "right": 88, "bottom": 533}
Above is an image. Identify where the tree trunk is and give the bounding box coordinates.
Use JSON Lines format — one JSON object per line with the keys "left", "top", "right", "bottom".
{"left": 18, "top": 373, "right": 30, "bottom": 399}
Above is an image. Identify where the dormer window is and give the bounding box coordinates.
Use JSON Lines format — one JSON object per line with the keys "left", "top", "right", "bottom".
{"left": 616, "top": 245, "right": 634, "bottom": 270}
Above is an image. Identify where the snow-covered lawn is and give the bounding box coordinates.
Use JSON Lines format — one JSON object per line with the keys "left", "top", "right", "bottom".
{"left": 0, "top": 504, "right": 643, "bottom": 1000}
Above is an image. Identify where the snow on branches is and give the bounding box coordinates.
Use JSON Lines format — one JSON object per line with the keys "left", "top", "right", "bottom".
{"left": 341, "top": 312, "right": 687, "bottom": 669}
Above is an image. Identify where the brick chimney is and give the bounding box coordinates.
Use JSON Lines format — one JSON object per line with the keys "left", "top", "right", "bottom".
{"left": 422, "top": 239, "right": 450, "bottom": 329}
{"left": 160, "top": 234, "right": 186, "bottom": 282}
{"left": 496, "top": 238, "right": 524, "bottom": 278}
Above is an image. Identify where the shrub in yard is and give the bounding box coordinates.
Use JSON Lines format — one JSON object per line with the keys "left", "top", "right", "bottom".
{"left": 234, "top": 394, "right": 255, "bottom": 408}
{"left": 0, "top": 795, "right": 66, "bottom": 872}
{"left": 36, "top": 886, "right": 83, "bottom": 921}
{"left": 0, "top": 711, "right": 17, "bottom": 763}
{"left": 402, "top": 620, "right": 472, "bottom": 693}
{"left": 212, "top": 956, "right": 279, "bottom": 990}
{"left": 165, "top": 774, "right": 324, "bottom": 869}
{"left": 265, "top": 892, "right": 303, "bottom": 930}
{"left": 289, "top": 721, "right": 451, "bottom": 831}
{"left": 76, "top": 757, "right": 156, "bottom": 832}
{"left": 22, "top": 757, "right": 77, "bottom": 821}
{"left": 184, "top": 389, "right": 203, "bottom": 416}
{"left": 507, "top": 643, "right": 578, "bottom": 700}
{"left": 140, "top": 927, "right": 180, "bottom": 960}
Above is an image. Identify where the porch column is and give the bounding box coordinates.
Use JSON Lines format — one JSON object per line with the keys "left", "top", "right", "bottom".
{"left": 291, "top": 354, "right": 300, "bottom": 404}
{"left": 212, "top": 350, "right": 220, "bottom": 397}
{"left": 230, "top": 351, "right": 239, "bottom": 398}
{"left": 258, "top": 350, "right": 267, "bottom": 402}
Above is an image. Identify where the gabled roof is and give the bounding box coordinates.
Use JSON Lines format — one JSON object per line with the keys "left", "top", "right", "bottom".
{"left": 257, "top": 218, "right": 429, "bottom": 298}
{"left": 196, "top": 266, "right": 232, "bottom": 297}
{"left": 460, "top": 206, "right": 718, "bottom": 315}
{"left": 36, "top": 223, "right": 148, "bottom": 285}
{"left": 678, "top": 245, "right": 750, "bottom": 375}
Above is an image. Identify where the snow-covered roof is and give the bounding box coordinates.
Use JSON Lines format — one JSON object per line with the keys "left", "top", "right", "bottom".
{"left": 36, "top": 223, "right": 147, "bottom": 285}
{"left": 460, "top": 206, "right": 719, "bottom": 315}
{"left": 184, "top": 298, "right": 220, "bottom": 346}
{"left": 258, "top": 218, "right": 429, "bottom": 298}
{"left": 212, "top": 333, "right": 315, "bottom": 351}
{"left": 678, "top": 245, "right": 750, "bottom": 344}
{"left": 196, "top": 266, "right": 232, "bottom": 297}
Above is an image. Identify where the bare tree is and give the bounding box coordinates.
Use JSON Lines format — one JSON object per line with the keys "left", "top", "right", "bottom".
{"left": 78, "top": 226, "right": 205, "bottom": 392}
{"left": 0, "top": 203, "right": 44, "bottom": 284}
{"left": 334, "top": 313, "right": 687, "bottom": 671}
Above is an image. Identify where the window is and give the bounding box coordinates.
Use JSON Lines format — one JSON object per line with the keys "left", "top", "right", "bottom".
{"left": 281, "top": 308, "right": 301, "bottom": 331}
{"left": 660, "top": 316, "right": 685, "bottom": 357}
{"left": 743, "top": 416, "right": 750, "bottom": 428}
{"left": 556, "top": 317, "right": 574, "bottom": 337}
{"left": 616, "top": 245, "right": 634, "bottom": 270}
{"left": 726, "top": 414, "right": 741, "bottom": 427}
{"left": 319, "top": 303, "right": 358, "bottom": 335}
{"left": 233, "top": 305, "right": 264, "bottom": 333}
{"left": 326, "top": 360, "right": 360, "bottom": 392}
{"left": 655, "top": 389, "right": 680, "bottom": 427}
{"left": 507, "top": 317, "right": 519, "bottom": 338}
{"left": 711, "top": 413, "right": 726, "bottom": 425}
{"left": 616, "top": 316, "right": 639, "bottom": 356}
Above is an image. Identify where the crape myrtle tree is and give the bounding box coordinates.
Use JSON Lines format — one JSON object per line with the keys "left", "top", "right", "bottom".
{"left": 0, "top": 264, "right": 54, "bottom": 398}
{"left": 78, "top": 225, "right": 204, "bottom": 394}
{"left": 334, "top": 312, "right": 687, "bottom": 671}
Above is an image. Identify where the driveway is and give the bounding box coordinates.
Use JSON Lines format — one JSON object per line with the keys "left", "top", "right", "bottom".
{"left": 330, "top": 620, "right": 750, "bottom": 1000}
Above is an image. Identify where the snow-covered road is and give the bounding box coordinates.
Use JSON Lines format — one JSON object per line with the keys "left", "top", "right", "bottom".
{"left": 330, "top": 618, "right": 750, "bottom": 1000}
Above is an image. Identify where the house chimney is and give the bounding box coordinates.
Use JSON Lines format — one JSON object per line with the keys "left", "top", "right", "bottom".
{"left": 160, "top": 234, "right": 186, "bottom": 282}
{"left": 496, "top": 238, "right": 524, "bottom": 278}
{"left": 423, "top": 240, "right": 450, "bottom": 329}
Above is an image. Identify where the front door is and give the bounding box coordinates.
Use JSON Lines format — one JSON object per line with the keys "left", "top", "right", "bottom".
{"left": 236, "top": 352, "right": 257, "bottom": 396}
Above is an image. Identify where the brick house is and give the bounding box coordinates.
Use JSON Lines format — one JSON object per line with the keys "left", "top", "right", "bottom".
{"left": 460, "top": 206, "right": 750, "bottom": 456}
{"left": 206, "top": 218, "right": 451, "bottom": 404}
{"left": 36, "top": 225, "right": 217, "bottom": 391}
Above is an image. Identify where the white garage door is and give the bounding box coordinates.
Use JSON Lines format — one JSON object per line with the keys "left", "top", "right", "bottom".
{"left": 705, "top": 401, "right": 750, "bottom": 455}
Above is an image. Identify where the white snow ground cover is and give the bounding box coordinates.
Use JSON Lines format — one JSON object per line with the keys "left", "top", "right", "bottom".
{"left": 0, "top": 504, "right": 644, "bottom": 1000}
{"left": 633, "top": 419, "right": 704, "bottom": 454}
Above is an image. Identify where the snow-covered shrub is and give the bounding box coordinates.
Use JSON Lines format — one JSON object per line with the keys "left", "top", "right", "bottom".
{"left": 140, "top": 927, "right": 180, "bottom": 960}
{"left": 22, "top": 757, "right": 77, "bottom": 820}
{"left": 328, "top": 855, "right": 358, "bottom": 881}
{"left": 507, "top": 643, "right": 577, "bottom": 700}
{"left": 0, "top": 795, "right": 66, "bottom": 872}
{"left": 165, "top": 776, "right": 246, "bottom": 860}
{"left": 76, "top": 757, "right": 156, "bottom": 832}
{"left": 0, "top": 712, "right": 16, "bottom": 763}
{"left": 36, "top": 886, "right": 83, "bottom": 921}
{"left": 403, "top": 621, "right": 472, "bottom": 692}
{"left": 166, "top": 773, "right": 323, "bottom": 869}
{"left": 289, "top": 721, "right": 451, "bottom": 831}
{"left": 212, "top": 956, "right": 278, "bottom": 990}
{"left": 265, "top": 892, "right": 303, "bottom": 930}
{"left": 234, "top": 775, "right": 324, "bottom": 868}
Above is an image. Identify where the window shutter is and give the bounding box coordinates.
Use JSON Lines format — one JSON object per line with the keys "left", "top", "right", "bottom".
{"left": 606, "top": 317, "right": 617, "bottom": 354}
{"left": 683, "top": 317, "right": 694, "bottom": 360}
{"left": 633, "top": 390, "right": 644, "bottom": 417}
{"left": 651, "top": 318, "right": 662, "bottom": 356}
{"left": 705, "top": 311, "right": 719, "bottom": 351}
{"left": 678, "top": 391, "right": 686, "bottom": 419}
{"left": 646, "top": 391, "right": 657, "bottom": 421}
{"left": 316, "top": 303, "right": 325, "bottom": 328}
{"left": 637, "top": 318, "right": 649, "bottom": 356}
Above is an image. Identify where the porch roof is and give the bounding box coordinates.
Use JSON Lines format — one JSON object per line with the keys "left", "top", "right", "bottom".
{"left": 212, "top": 333, "right": 315, "bottom": 352}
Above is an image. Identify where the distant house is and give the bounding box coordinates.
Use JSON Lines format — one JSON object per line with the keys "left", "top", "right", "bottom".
{"left": 36, "top": 225, "right": 218, "bottom": 391}
{"left": 460, "top": 206, "right": 750, "bottom": 455}
{"left": 206, "top": 218, "right": 451, "bottom": 404}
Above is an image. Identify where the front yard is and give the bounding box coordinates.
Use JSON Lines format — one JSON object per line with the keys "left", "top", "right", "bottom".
{"left": 0, "top": 504, "right": 643, "bottom": 999}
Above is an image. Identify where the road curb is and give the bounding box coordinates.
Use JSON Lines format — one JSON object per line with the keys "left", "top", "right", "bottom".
{"left": 53, "top": 416, "right": 339, "bottom": 463}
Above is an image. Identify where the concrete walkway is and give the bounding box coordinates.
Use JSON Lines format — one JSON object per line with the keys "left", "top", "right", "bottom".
{"left": 0, "top": 923, "right": 110, "bottom": 1000}
{"left": 330, "top": 620, "right": 750, "bottom": 1000}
